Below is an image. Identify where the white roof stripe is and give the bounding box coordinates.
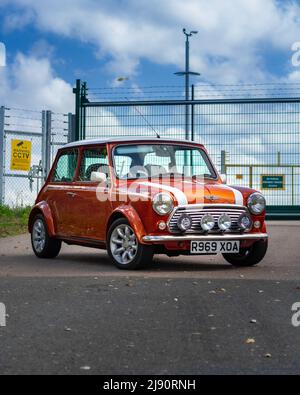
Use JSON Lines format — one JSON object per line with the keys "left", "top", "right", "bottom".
{"left": 62, "top": 137, "right": 194, "bottom": 149}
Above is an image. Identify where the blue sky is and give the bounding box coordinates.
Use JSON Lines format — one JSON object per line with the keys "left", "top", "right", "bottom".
{"left": 1, "top": 0, "right": 300, "bottom": 112}
{"left": 0, "top": 16, "right": 188, "bottom": 89}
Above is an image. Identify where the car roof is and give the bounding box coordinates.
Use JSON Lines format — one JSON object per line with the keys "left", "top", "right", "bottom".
{"left": 62, "top": 137, "right": 203, "bottom": 149}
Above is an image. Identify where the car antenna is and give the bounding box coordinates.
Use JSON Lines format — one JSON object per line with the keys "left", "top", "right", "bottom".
{"left": 125, "top": 97, "right": 160, "bottom": 138}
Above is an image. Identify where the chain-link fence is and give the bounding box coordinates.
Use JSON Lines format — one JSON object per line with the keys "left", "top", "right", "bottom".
{"left": 0, "top": 106, "right": 73, "bottom": 207}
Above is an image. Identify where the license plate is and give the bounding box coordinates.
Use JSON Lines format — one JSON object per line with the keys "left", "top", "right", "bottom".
{"left": 190, "top": 240, "right": 240, "bottom": 254}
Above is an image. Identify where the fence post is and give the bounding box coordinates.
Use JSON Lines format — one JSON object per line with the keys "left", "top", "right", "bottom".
{"left": 221, "top": 150, "right": 226, "bottom": 175}
{"left": 191, "top": 85, "right": 195, "bottom": 141}
{"left": 41, "top": 111, "right": 46, "bottom": 180}
{"left": 41, "top": 110, "right": 51, "bottom": 180}
{"left": 68, "top": 113, "right": 76, "bottom": 143}
{"left": 45, "top": 111, "right": 52, "bottom": 177}
{"left": 73, "top": 79, "right": 81, "bottom": 141}
{"left": 81, "top": 82, "right": 87, "bottom": 140}
{"left": 0, "top": 106, "right": 5, "bottom": 204}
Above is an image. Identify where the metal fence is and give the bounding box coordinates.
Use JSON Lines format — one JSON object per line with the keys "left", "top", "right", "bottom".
{"left": 74, "top": 80, "right": 300, "bottom": 219}
{"left": 2, "top": 80, "right": 299, "bottom": 218}
{"left": 0, "top": 106, "right": 74, "bottom": 207}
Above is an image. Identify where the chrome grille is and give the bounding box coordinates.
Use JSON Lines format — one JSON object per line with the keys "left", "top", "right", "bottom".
{"left": 168, "top": 205, "right": 248, "bottom": 234}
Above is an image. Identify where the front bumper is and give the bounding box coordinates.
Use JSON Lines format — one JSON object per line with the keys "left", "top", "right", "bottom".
{"left": 143, "top": 233, "right": 268, "bottom": 243}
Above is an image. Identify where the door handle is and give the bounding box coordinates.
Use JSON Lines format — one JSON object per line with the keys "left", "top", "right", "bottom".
{"left": 66, "top": 192, "right": 77, "bottom": 198}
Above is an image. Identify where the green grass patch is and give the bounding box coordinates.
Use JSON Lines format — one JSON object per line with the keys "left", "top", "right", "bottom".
{"left": 0, "top": 205, "right": 31, "bottom": 238}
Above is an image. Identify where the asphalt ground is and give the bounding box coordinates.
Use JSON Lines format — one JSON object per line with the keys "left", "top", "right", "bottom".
{"left": 0, "top": 221, "right": 300, "bottom": 375}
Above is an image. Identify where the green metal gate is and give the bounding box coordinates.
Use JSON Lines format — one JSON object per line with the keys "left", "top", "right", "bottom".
{"left": 74, "top": 80, "right": 300, "bottom": 219}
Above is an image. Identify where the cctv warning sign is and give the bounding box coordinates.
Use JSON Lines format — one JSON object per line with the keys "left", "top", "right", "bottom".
{"left": 10, "top": 139, "right": 32, "bottom": 171}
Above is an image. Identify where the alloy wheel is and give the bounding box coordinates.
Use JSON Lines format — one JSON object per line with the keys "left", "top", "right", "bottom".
{"left": 110, "top": 224, "right": 138, "bottom": 265}
{"left": 32, "top": 219, "right": 46, "bottom": 253}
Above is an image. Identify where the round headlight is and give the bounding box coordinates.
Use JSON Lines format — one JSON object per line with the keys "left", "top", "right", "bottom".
{"left": 247, "top": 193, "right": 266, "bottom": 215}
{"left": 201, "top": 214, "right": 215, "bottom": 231}
{"left": 177, "top": 214, "right": 193, "bottom": 232}
{"left": 152, "top": 193, "right": 174, "bottom": 215}
{"left": 238, "top": 213, "right": 253, "bottom": 231}
{"left": 218, "top": 213, "right": 232, "bottom": 231}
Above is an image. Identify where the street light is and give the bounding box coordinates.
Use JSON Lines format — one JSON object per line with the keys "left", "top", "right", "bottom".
{"left": 174, "top": 28, "right": 200, "bottom": 140}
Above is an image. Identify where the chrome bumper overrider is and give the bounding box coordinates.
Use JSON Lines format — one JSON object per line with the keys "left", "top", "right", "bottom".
{"left": 143, "top": 233, "right": 268, "bottom": 243}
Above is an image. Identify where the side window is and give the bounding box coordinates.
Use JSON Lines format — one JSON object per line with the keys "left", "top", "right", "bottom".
{"left": 52, "top": 149, "right": 78, "bottom": 182}
{"left": 79, "top": 147, "right": 109, "bottom": 181}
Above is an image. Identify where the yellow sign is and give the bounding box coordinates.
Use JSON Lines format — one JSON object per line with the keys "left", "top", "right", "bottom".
{"left": 10, "top": 139, "right": 32, "bottom": 171}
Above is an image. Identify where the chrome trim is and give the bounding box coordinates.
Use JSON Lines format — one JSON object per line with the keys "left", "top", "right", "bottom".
{"left": 173, "top": 204, "right": 246, "bottom": 210}
{"left": 143, "top": 233, "right": 268, "bottom": 243}
{"left": 167, "top": 204, "right": 250, "bottom": 234}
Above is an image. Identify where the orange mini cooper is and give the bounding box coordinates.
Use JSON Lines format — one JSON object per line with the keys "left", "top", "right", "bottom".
{"left": 28, "top": 137, "right": 268, "bottom": 270}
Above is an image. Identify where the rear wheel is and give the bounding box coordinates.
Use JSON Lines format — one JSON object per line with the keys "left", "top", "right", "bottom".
{"left": 31, "top": 215, "right": 61, "bottom": 259}
{"left": 222, "top": 239, "right": 268, "bottom": 267}
{"left": 107, "top": 218, "right": 153, "bottom": 270}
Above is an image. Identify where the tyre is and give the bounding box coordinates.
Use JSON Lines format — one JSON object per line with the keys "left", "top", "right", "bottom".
{"left": 31, "top": 214, "right": 61, "bottom": 259}
{"left": 107, "top": 218, "right": 153, "bottom": 270}
{"left": 222, "top": 239, "right": 268, "bottom": 267}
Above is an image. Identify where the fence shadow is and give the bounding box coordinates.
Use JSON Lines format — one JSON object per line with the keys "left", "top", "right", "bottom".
{"left": 56, "top": 250, "right": 235, "bottom": 272}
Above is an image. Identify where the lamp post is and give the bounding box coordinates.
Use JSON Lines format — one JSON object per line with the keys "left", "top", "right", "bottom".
{"left": 175, "top": 28, "right": 200, "bottom": 140}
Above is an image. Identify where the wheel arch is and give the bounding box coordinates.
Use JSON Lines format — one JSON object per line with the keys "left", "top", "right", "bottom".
{"left": 28, "top": 201, "right": 56, "bottom": 237}
{"left": 106, "top": 211, "right": 126, "bottom": 232}
{"left": 106, "top": 206, "right": 147, "bottom": 244}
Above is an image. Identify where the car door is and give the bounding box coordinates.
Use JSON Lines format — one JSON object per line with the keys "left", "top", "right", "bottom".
{"left": 46, "top": 148, "right": 79, "bottom": 236}
{"left": 70, "top": 146, "right": 112, "bottom": 240}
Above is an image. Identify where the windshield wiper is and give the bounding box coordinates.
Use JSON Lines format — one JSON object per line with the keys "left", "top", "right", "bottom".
{"left": 204, "top": 174, "right": 216, "bottom": 179}
{"left": 191, "top": 174, "right": 216, "bottom": 180}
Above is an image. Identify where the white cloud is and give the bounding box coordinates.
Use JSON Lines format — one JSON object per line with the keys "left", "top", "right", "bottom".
{"left": 0, "top": 0, "right": 300, "bottom": 137}
{"left": 0, "top": 52, "right": 73, "bottom": 112}
{"left": 3, "top": 7, "right": 34, "bottom": 32}
{"left": 2, "top": 0, "right": 300, "bottom": 81}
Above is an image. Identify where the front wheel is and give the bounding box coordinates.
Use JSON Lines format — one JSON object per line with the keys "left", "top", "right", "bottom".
{"left": 107, "top": 218, "right": 153, "bottom": 270}
{"left": 222, "top": 239, "right": 268, "bottom": 267}
{"left": 31, "top": 215, "right": 61, "bottom": 259}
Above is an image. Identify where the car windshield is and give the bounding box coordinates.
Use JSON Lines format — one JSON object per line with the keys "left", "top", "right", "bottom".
{"left": 113, "top": 144, "right": 217, "bottom": 180}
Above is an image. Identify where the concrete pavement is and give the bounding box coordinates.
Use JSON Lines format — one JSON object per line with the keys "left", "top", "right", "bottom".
{"left": 0, "top": 222, "right": 299, "bottom": 280}
{"left": 0, "top": 221, "right": 300, "bottom": 374}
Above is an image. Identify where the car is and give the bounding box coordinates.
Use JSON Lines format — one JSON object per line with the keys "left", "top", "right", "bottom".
{"left": 28, "top": 137, "right": 268, "bottom": 270}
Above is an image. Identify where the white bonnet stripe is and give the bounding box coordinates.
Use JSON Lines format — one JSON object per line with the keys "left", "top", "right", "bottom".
{"left": 139, "top": 182, "right": 188, "bottom": 205}
{"left": 230, "top": 187, "right": 244, "bottom": 205}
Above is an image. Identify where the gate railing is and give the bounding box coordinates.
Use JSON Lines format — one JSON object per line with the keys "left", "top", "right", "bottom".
{"left": 74, "top": 80, "right": 300, "bottom": 219}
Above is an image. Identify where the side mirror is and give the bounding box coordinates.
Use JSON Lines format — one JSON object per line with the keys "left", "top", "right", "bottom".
{"left": 91, "top": 171, "right": 107, "bottom": 183}
{"left": 221, "top": 174, "right": 227, "bottom": 184}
